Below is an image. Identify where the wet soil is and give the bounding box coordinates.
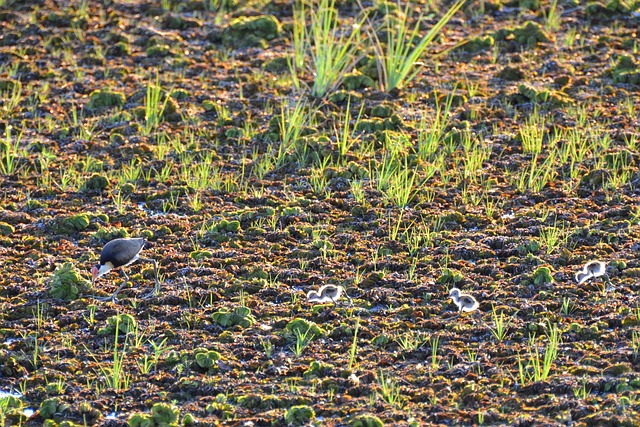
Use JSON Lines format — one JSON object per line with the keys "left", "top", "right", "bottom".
{"left": 0, "top": 0, "right": 640, "bottom": 426}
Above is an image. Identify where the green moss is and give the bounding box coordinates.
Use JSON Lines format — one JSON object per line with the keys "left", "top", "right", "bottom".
{"left": 25, "top": 198, "right": 45, "bottom": 210}
{"left": 604, "top": 149, "right": 634, "bottom": 168}
{"left": 614, "top": 55, "right": 636, "bottom": 71}
{"left": 202, "top": 99, "right": 215, "bottom": 111}
{"left": 623, "top": 268, "right": 640, "bottom": 278}
{"left": 156, "top": 225, "right": 172, "bottom": 236}
{"left": 284, "top": 318, "right": 325, "bottom": 339}
{"left": 171, "top": 88, "right": 189, "bottom": 100}
{"left": 162, "top": 13, "right": 201, "bottom": 30}
{"left": 603, "top": 363, "right": 632, "bottom": 376}
{"left": 0, "top": 78, "right": 20, "bottom": 91}
{"left": 120, "top": 182, "right": 136, "bottom": 195}
{"left": 371, "top": 104, "right": 393, "bottom": 118}
{"left": 459, "top": 35, "right": 494, "bottom": 53}
{"left": 264, "top": 56, "right": 290, "bottom": 73}
{"left": 88, "top": 88, "right": 126, "bottom": 109}
{"left": 608, "top": 55, "right": 640, "bottom": 84}
{"left": 40, "top": 397, "right": 69, "bottom": 420}
{"left": 225, "top": 127, "right": 242, "bottom": 138}
{"left": 531, "top": 266, "right": 554, "bottom": 285}
{"left": 151, "top": 402, "right": 179, "bottom": 425}
{"left": 355, "top": 115, "right": 403, "bottom": 132}
{"left": 0, "top": 221, "right": 15, "bottom": 236}
{"left": 50, "top": 212, "right": 91, "bottom": 235}
{"left": 349, "top": 414, "right": 385, "bottom": 427}
{"left": 586, "top": 0, "right": 633, "bottom": 15}
{"left": 72, "top": 213, "right": 91, "bottom": 229}
{"left": 189, "top": 249, "right": 212, "bottom": 260}
{"left": 212, "top": 306, "right": 256, "bottom": 328}
{"left": 194, "top": 348, "right": 222, "bottom": 370}
{"left": 494, "top": 21, "right": 550, "bottom": 48}
{"left": 162, "top": 96, "right": 179, "bottom": 117}
{"left": 98, "top": 314, "right": 138, "bottom": 336}
{"left": 516, "top": 83, "right": 573, "bottom": 106}
{"left": 106, "top": 41, "right": 130, "bottom": 56}
{"left": 205, "top": 394, "right": 234, "bottom": 420}
{"left": 92, "top": 227, "right": 129, "bottom": 243}
{"left": 605, "top": 55, "right": 640, "bottom": 85}
{"left": 128, "top": 413, "right": 155, "bottom": 427}
{"left": 342, "top": 71, "right": 375, "bottom": 90}
{"left": 497, "top": 66, "right": 524, "bottom": 81}
{"left": 223, "top": 15, "right": 280, "bottom": 48}
{"left": 329, "top": 90, "right": 364, "bottom": 103}
{"left": 237, "top": 394, "right": 271, "bottom": 410}
{"left": 372, "top": 333, "right": 391, "bottom": 348}
{"left": 202, "top": 219, "right": 242, "bottom": 244}
{"left": 132, "top": 231, "right": 151, "bottom": 242}
{"left": 284, "top": 405, "right": 315, "bottom": 426}
{"left": 437, "top": 268, "right": 464, "bottom": 284}
{"left": 50, "top": 262, "right": 90, "bottom": 301}
{"left": 517, "top": 240, "right": 541, "bottom": 255}
{"left": 146, "top": 44, "right": 172, "bottom": 57}
{"left": 44, "top": 12, "right": 72, "bottom": 27}
{"left": 0, "top": 395, "right": 24, "bottom": 424}
{"left": 613, "top": 71, "right": 640, "bottom": 85}
{"left": 517, "top": 0, "right": 540, "bottom": 10}
{"left": 303, "top": 360, "right": 334, "bottom": 378}
{"left": 181, "top": 413, "right": 196, "bottom": 425}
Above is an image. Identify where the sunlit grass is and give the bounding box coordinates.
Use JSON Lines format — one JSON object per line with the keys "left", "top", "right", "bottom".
{"left": 367, "top": 0, "right": 466, "bottom": 91}
{"left": 295, "top": 0, "right": 365, "bottom": 97}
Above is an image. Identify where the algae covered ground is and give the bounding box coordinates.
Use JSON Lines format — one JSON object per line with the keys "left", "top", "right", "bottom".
{"left": 1, "top": 0, "right": 640, "bottom": 425}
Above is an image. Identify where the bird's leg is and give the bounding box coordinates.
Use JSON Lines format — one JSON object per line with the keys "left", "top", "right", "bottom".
{"left": 472, "top": 309, "right": 482, "bottom": 324}
{"left": 445, "top": 310, "right": 462, "bottom": 321}
{"left": 344, "top": 290, "right": 354, "bottom": 306}
{"left": 604, "top": 274, "right": 614, "bottom": 292}
{"left": 139, "top": 257, "right": 161, "bottom": 299}
{"left": 94, "top": 270, "right": 129, "bottom": 302}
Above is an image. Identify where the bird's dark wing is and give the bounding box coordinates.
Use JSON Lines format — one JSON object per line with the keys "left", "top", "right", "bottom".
{"left": 101, "top": 238, "right": 145, "bottom": 267}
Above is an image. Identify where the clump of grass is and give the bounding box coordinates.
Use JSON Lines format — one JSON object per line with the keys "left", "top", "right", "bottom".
{"left": 519, "top": 111, "right": 546, "bottom": 155}
{"left": 415, "top": 91, "right": 453, "bottom": 161}
{"left": 348, "top": 318, "right": 360, "bottom": 370}
{"left": 294, "top": 0, "right": 366, "bottom": 97}
{"left": 395, "top": 330, "right": 426, "bottom": 352}
{"left": 367, "top": 0, "right": 466, "bottom": 92}
{"left": 0, "top": 125, "right": 24, "bottom": 176}
{"left": 290, "top": 326, "right": 315, "bottom": 357}
{"left": 573, "top": 377, "right": 591, "bottom": 399}
{"left": 517, "top": 322, "right": 562, "bottom": 385}
{"left": 488, "top": 305, "right": 513, "bottom": 342}
{"left": 538, "top": 220, "right": 568, "bottom": 254}
{"left": 86, "top": 315, "right": 131, "bottom": 392}
{"left": 143, "top": 75, "right": 173, "bottom": 135}
{"left": 376, "top": 369, "right": 405, "bottom": 409}
{"left": 0, "top": 80, "right": 22, "bottom": 120}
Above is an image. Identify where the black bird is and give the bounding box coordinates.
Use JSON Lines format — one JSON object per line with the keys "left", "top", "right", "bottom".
{"left": 91, "top": 238, "right": 160, "bottom": 301}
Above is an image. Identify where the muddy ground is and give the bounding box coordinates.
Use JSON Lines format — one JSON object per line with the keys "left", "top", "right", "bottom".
{"left": 0, "top": 0, "right": 640, "bottom": 426}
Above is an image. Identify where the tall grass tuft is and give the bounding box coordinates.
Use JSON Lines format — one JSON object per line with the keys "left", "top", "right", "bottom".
{"left": 368, "top": 0, "right": 466, "bottom": 91}
{"left": 518, "top": 322, "right": 562, "bottom": 385}
{"left": 295, "top": 0, "right": 366, "bottom": 97}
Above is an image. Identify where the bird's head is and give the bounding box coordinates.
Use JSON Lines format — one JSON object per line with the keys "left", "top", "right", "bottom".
{"left": 91, "top": 265, "right": 100, "bottom": 283}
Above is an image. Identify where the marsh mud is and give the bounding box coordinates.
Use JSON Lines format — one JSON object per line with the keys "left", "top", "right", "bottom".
{"left": 0, "top": 0, "right": 639, "bottom": 426}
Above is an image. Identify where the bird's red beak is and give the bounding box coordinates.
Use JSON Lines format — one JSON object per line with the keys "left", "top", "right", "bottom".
{"left": 91, "top": 265, "right": 99, "bottom": 283}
